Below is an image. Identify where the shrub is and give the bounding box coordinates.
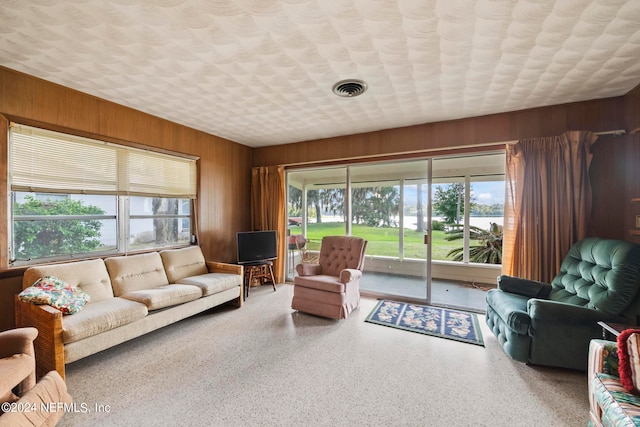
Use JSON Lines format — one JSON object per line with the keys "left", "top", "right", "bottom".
{"left": 13, "top": 195, "right": 105, "bottom": 260}
{"left": 445, "top": 222, "right": 503, "bottom": 264}
{"left": 431, "top": 220, "right": 445, "bottom": 231}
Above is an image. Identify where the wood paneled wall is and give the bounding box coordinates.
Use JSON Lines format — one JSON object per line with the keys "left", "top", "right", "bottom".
{"left": 623, "top": 87, "right": 640, "bottom": 244}
{"left": 0, "top": 67, "right": 253, "bottom": 331}
{"left": 253, "top": 97, "right": 626, "bottom": 166}
{"left": 587, "top": 88, "right": 640, "bottom": 243}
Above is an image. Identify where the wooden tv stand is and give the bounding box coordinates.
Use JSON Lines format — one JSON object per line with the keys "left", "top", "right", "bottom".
{"left": 243, "top": 261, "right": 276, "bottom": 298}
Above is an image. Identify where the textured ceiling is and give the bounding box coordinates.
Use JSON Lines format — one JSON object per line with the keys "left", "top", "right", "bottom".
{"left": 1, "top": 0, "right": 639, "bottom": 148}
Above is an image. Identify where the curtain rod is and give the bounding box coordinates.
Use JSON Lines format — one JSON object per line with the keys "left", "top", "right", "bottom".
{"left": 594, "top": 129, "right": 626, "bottom": 136}
{"left": 504, "top": 129, "right": 627, "bottom": 144}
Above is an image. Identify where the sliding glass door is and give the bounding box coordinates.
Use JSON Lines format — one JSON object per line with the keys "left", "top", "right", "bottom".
{"left": 349, "top": 160, "right": 431, "bottom": 299}
{"left": 287, "top": 167, "right": 346, "bottom": 276}
{"left": 429, "top": 154, "right": 505, "bottom": 310}
{"left": 285, "top": 152, "right": 504, "bottom": 312}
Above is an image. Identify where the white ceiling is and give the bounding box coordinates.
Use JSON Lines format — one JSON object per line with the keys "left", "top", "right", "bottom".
{"left": 1, "top": 0, "right": 639, "bottom": 148}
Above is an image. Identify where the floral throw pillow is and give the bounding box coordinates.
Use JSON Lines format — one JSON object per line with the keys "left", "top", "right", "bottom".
{"left": 19, "top": 276, "right": 90, "bottom": 315}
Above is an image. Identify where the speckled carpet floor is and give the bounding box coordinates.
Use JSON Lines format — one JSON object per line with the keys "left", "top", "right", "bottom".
{"left": 59, "top": 284, "right": 588, "bottom": 427}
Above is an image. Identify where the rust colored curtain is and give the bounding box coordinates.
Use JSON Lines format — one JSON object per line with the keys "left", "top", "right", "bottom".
{"left": 251, "top": 166, "right": 286, "bottom": 283}
{"left": 502, "top": 131, "right": 597, "bottom": 282}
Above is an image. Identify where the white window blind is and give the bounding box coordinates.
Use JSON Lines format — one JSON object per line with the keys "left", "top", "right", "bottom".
{"left": 9, "top": 124, "right": 197, "bottom": 198}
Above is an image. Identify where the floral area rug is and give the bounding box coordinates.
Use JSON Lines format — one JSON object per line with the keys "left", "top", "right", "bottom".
{"left": 365, "top": 300, "right": 484, "bottom": 346}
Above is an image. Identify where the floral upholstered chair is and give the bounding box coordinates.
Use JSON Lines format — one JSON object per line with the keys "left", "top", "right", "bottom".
{"left": 588, "top": 332, "right": 640, "bottom": 427}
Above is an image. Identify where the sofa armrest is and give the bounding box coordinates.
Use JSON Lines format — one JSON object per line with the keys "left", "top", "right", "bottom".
{"left": 14, "top": 298, "right": 66, "bottom": 381}
{"left": 588, "top": 339, "right": 620, "bottom": 423}
{"left": 589, "top": 339, "right": 619, "bottom": 377}
{"left": 339, "top": 269, "right": 362, "bottom": 284}
{"left": 206, "top": 261, "right": 243, "bottom": 276}
{"left": 498, "top": 275, "right": 552, "bottom": 298}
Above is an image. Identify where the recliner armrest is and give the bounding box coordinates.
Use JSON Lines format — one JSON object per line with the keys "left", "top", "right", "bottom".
{"left": 0, "top": 327, "right": 38, "bottom": 360}
{"left": 296, "top": 263, "right": 322, "bottom": 276}
{"left": 498, "top": 275, "right": 552, "bottom": 298}
{"left": 528, "top": 299, "right": 622, "bottom": 323}
{"left": 0, "top": 370, "right": 72, "bottom": 427}
{"left": 339, "top": 269, "right": 362, "bottom": 284}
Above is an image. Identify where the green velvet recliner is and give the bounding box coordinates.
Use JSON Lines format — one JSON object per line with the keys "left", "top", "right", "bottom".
{"left": 486, "top": 237, "right": 640, "bottom": 370}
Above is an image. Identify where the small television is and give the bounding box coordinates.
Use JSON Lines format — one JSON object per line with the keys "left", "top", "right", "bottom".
{"left": 236, "top": 230, "right": 278, "bottom": 264}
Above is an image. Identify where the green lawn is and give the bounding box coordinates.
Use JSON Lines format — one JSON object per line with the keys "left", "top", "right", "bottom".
{"left": 293, "top": 222, "right": 478, "bottom": 261}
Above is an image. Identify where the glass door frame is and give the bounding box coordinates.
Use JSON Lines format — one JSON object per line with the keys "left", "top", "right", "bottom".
{"left": 285, "top": 151, "right": 504, "bottom": 312}
{"left": 425, "top": 157, "right": 433, "bottom": 305}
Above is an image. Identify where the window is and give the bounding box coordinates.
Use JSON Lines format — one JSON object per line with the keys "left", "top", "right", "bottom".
{"left": 9, "top": 123, "right": 197, "bottom": 266}
{"left": 431, "top": 154, "right": 505, "bottom": 264}
{"left": 128, "top": 196, "right": 191, "bottom": 249}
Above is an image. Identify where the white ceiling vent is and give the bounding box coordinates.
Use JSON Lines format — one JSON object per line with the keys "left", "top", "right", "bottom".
{"left": 332, "top": 79, "right": 368, "bottom": 98}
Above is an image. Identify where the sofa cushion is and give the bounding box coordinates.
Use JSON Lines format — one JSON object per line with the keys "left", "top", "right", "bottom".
{"left": 62, "top": 297, "right": 148, "bottom": 344}
{"left": 592, "top": 372, "right": 640, "bottom": 426}
{"left": 178, "top": 273, "right": 242, "bottom": 296}
{"left": 120, "top": 284, "right": 202, "bottom": 310}
{"left": 105, "top": 252, "right": 170, "bottom": 296}
{"left": 160, "top": 246, "right": 208, "bottom": 283}
{"left": 23, "top": 258, "right": 114, "bottom": 303}
{"left": 294, "top": 275, "right": 345, "bottom": 293}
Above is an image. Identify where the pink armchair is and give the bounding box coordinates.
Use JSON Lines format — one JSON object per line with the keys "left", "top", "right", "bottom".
{"left": 0, "top": 328, "right": 72, "bottom": 427}
{"left": 292, "top": 236, "right": 367, "bottom": 319}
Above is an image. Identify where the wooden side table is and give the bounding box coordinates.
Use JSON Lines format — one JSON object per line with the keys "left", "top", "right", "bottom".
{"left": 243, "top": 261, "right": 276, "bottom": 299}
{"left": 597, "top": 321, "right": 637, "bottom": 340}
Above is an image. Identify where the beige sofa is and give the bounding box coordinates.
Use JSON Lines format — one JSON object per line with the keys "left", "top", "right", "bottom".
{"left": 15, "top": 246, "right": 243, "bottom": 380}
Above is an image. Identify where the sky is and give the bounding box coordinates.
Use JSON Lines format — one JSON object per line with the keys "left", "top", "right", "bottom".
{"left": 469, "top": 181, "right": 505, "bottom": 206}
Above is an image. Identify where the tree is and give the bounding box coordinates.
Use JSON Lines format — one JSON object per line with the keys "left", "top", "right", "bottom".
{"left": 432, "top": 183, "right": 462, "bottom": 224}
{"left": 320, "top": 188, "right": 345, "bottom": 221}
{"left": 352, "top": 186, "right": 399, "bottom": 227}
{"left": 444, "top": 222, "right": 503, "bottom": 264}
{"left": 290, "top": 185, "right": 400, "bottom": 227}
{"left": 416, "top": 182, "right": 424, "bottom": 232}
{"left": 432, "top": 183, "right": 477, "bottom": 224}
{"left": 13, "top": 195, "right": 105, "bottom": 260}
{"left": 470, "top": 203, "right": 504, "bottom": 217}
{"left": 152, "top": 198, "right": 179, "bottom": 245}
{"left": 288, "top": 186, "right": 302, "bottom": 217}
